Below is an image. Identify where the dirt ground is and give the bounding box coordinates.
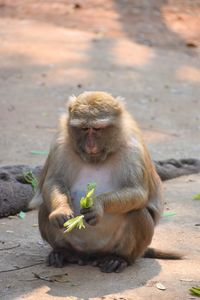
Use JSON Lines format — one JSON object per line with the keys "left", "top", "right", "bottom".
{"left": 0, "top": 1, "right": 200, "bottom": 299}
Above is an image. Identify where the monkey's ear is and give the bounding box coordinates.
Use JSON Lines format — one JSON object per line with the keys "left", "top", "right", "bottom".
{"left": 67, "top": 95, "right": 77, "bottom": 111}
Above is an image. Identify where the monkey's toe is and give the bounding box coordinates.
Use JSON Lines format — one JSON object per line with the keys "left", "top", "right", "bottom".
{"left": 47, "top": 250, "right": 66, "bottom": 268}
{"left": 95, "top": 255, "right": 128, "bottom": 273}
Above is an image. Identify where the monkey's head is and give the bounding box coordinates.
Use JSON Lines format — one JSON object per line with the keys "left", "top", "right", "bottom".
{"left": 67, "top": 91, "right": 124, "bottom": 163}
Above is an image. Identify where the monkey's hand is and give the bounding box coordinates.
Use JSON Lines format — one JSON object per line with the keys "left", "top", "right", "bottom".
{"left": 80, "top": 200, "right": 104, "bottom": 226}
{"left": 49, "top": 207, "right": 74, "bottom": 228}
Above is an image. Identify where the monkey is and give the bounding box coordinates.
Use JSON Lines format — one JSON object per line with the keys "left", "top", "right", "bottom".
{"left": 29, "top": 91, "right": 181, "bottom": 273}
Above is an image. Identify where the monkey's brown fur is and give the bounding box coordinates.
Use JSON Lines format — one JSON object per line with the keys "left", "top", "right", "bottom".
{"left": 31, "top": 91, "right": 180, "bottom": 272}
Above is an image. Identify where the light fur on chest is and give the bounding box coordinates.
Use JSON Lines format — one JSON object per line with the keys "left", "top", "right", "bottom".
{"left": 70, "top": 163, "right": 117, "bottom": 214}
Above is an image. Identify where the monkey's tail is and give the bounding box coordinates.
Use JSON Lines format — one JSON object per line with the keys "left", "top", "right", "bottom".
{"left": 143, "top": 247, "right": 183, "bottom": 260}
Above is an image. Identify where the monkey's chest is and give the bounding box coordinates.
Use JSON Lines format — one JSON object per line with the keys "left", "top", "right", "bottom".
{"left": 70, "top": 164, "right": 116, "bottom": 215}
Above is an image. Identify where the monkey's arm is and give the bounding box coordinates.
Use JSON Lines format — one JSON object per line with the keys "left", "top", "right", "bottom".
{"left": 39, "top": 148, "right": 74, "bottom": 228}
{"left": 81, "top": 151, "right": 162, "bottom": 226}
{"left": 42, "top": 178, "right": 71, "bottom": 212}
{"left": 99, "top": 186, "right": 149, "bottom": 214}
{"left": 41, "top": 178, "right": 74, "bottom": 227}
{"left": 80, "top": 184, "right": 149, "bottom": 226}
{"left": 99, "top": 153, "right": 152, "bottom": 214}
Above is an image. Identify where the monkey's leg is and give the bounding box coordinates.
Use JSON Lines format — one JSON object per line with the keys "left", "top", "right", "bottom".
{"left": 39, "top": 204, "right": 85, "bottom": 267}
{"left": 92, "top": 208, "right": 155, "bottom": 273}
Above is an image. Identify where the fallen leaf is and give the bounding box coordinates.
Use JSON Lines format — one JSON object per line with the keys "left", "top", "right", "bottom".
{"left": 180, "top": 278, "right": 194, "bottom": 282}
{"left": 37, "top": 240, "right": 45, "bottom": 246}
{"left": 189, "top": 287, "right": 200, "bottom": 297}
{"left": 33, "top": 272, "right": 69, "bottom": 283}
{"left": 51, "top": 274, "right": 69, "bottom": 283}
{"left": 32, "top": 224, "right": 38, "bottom": 227}
{"left": 156, "top": 282, "right": 166, "bottom": 290}
{"left": 6, "top": 230, "right": 14, "bottom": 233}
{"left": 163, "top": 212, "right": 176, "bottom": 217}
{"left": 18, "top": 211, "right": 26, "bottom": 219}
{"left": 193, "top": 193, "right": 200, "bottom": 200}
{"left": 30, "top": 150, "right": 48, "bottom": 155}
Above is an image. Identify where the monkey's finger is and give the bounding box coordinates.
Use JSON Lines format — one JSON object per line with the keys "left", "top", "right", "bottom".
{"left": 115, "top": 260, "right": 128, "bottom": 273}
{"left": 84, "top": 213, "right": 99, "bottom": 225}
{"left": 100, "top": 259, "right": 119, "bottom": 273}
{"left": 78, "top": 259, "right": 88, "bottom": 266}
{"left": 86, "top": 218, "right": 98, "bottom": 226}
{"left": 47, "top": 252, "right": 53, "bottom": 266}
{"left": 93, "top": 258, "right": 105, "bottom": 267}
{"left": 83, "top": 211, "right": 96, "bottom": 219}
{"left": 91, "top": 260, "right": 99, "bottom": 266}
{"left": 57, "top": 214, "right": 72, "bottom": 228}
{"left": 80, "top": 207, "right": 93, "bottom": 214}
{"left": 50, "top": 217, "right": 60, "bottom": 228}
{"left": 47, "top": 251, "right": 64, "bottom": 268}
{"left": 54, "top": 252, "right": 64, "bottom": 268}
{"left": 87, "top": 216, "right": 99, "bottom": 226}
{"left": 58, "top": 216, "right": 67, "bottom": 227}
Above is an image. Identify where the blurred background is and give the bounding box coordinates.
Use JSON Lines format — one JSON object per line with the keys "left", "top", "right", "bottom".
{"left": 0, "top": 0, "right": 199, "bottom": 167}
{"left": 0, "top": 2, "right": 200, "bottom": 300}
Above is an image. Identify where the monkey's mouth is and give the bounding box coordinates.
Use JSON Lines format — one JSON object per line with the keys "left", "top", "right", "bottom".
{"left": 89, "top": 152, "right": 101, "bottom": 157}
{"left": 80, "top": 148, "right": 107, "bottom": 163}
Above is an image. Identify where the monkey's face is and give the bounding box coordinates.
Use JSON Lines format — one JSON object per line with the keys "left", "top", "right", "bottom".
{"left": 68, "top": 124, "right": 120, "bottom": 163}
{"left": 67, "top": 91, "right": 124, "bottom": 163}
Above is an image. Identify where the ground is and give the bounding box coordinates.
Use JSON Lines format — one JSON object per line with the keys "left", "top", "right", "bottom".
{"left": 0, "top": 1, "right": 200, "bottom": 299}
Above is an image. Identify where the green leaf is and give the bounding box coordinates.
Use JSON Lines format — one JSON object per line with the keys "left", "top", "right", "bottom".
{"left": 85, "top": 188, "right": 95, "bottom": 199}
{"left": 87, "top": 182, "right": 96, "bottom": 191}
{"left": 189, "top": 287, "right": 200, "bottom": 297}
{"left": 86, "top": 197, "right": 94, "bottom": 208}
{"left": 18, "top": 211, "right": 26, "bottom": 219}
{"left": 30, "top": 150, "right": 49, "bottom": 155}
{"left": 80, "top": 197, "right": 87, "bottom": 208}
{"left": 80, "top": 183, "right": 96, "bottom": 209}
{"left": 193, "top": 193, "right": 200, "bottom": 200}
{"left": 63, "top": 215, "right": 85, "bottom": 233}
{"left": 23, "top": 171, "right": 38, "bottom": 191}
{"left": 163, "top": 212, "right": 176, "bottom": 217}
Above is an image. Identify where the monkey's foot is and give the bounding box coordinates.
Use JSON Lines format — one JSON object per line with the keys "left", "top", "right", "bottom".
{"left": 47, "top": 250, "right": 67, "bottom": 268}
{"left": 91, "top": 255, "right": 129, "bottom": 273}
{"left": 47, "top": 249, "right": 89, "bottom": 267}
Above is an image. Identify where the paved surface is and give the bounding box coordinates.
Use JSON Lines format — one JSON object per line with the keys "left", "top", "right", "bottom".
{"left": 0, "top": 1, "right": 200, "bottom": 299}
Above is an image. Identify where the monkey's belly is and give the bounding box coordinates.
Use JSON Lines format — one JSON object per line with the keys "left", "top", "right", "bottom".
{"left": 68, "top": 165, "right": 121, "bottom": 252}
{"left": 65, "top": 214, "right": 126, "bottom": 252}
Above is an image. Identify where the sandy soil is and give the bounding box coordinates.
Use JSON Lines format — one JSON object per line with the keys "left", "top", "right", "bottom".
{"left": 0, "top": 1, "right": 200, "bottom": 299}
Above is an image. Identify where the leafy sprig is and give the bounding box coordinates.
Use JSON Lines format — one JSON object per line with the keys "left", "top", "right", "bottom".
{"left": 63, "top": 182, "right": 96, "bottom": 233}
{"left": 23, "top": 171, "right": 38, "bottom": 192}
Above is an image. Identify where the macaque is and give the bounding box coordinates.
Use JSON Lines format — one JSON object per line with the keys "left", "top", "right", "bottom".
{"left": 30, "top": 91, "right": 179, "bottom": 272}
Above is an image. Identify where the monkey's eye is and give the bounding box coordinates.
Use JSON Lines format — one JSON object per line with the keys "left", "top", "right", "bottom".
{"left": 81, "top": 127, "right": 89, "bottom": 131}
{"left": 93, "top": 127, "right": 101, "bottom": 131}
